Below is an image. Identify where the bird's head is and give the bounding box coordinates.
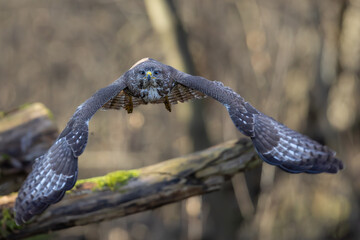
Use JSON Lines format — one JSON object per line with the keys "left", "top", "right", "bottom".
{"left": 126, "top": 58, "right": 175, "bottom": 102}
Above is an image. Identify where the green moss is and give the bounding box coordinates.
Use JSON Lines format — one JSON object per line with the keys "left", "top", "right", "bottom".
{"left": 0, "top": 208, "right": 21, "bottom": 238}
{"left": 45, "top": 108, "right": 54, "bottom": 120}
{"left": 0, "top": 154, "right": 11, "bottom": 170}
{"left": 18, "top": 103, "right": 31, "bottom": 110}
{"left": 73, "top": 170, "right": 139, "bottom": 191}
{"left": 0, "top": 154, "right": 10, "bottom": 160}
{"left": 245, "top": 154, "right": 262, "bottom": 170}
{"left": 0, "top": 154, "right": 11, "bottom": 165}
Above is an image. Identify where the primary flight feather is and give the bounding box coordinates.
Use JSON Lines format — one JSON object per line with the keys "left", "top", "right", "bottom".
{"left": 14, "top": 58, "right": 343, "bottom": 225}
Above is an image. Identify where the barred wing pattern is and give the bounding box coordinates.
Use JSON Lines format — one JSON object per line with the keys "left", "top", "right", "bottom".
{"left": 175, "top": 73, "right": 343, "bottom": 174}
{"left": 14, "top": 58, "right": 343, "bottom": 226}
{"left": 15, "top": 139, "right": 78, "bottom": 224}
{"left": 14, "top": 80, "right": 126, "bottom": 225}
{"left": 232, "top": 103, "right": 342, "bottom": 173}
{"left": 252, "top": 113, "right": 341, "bottom": 173}
{"left": 102, "top": 83, "right": 206, "bottom": 111}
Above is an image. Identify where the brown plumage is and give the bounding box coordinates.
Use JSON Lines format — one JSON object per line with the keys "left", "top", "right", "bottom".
{"left": 14, "top": 58, "right": 343, "bottom": 225}
{"left": 102, "top": 84, "right": 206, "bottom": 113}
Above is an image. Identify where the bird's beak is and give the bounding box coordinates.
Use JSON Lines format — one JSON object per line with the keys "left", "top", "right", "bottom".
{"left": 146, "top": 71, "right": 152, "bottom": 81}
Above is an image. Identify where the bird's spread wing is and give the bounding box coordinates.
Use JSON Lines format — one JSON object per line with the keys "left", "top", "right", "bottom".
{"left": 174, "top": 70, "right": 343, "bottom": 174}
{"left": 250, "top": 112, "right": 341, "bottom": 173}
{"left": 102, "top": 84, "right": 206, "bottom": 111}
{"left": 14, "top": 78, "right": 126, "bottom": 225}
{"left": 15, "top": 59, "right": 343, "bottom": 225}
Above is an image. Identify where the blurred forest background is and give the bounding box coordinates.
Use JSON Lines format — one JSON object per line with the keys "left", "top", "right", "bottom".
{"left": 0, "top": 0, "right": 359, "bottom": 239}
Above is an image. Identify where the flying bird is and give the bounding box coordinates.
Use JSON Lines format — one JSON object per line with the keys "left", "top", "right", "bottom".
{"left": 14, "top": 58, "right": 343, "bottom": 225}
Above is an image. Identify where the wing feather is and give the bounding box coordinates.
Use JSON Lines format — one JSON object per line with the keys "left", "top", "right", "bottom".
{"left": 14, "top": 79, "right": 126, "bottom": 225}
{"left": 174, "top": 71, "right": 343, "bottom": 174}
{"left": 102, "top": 84, "right": 206, "bottom": 111}
{"left": 15, "top": 59, "right": 344, "bottom": 225}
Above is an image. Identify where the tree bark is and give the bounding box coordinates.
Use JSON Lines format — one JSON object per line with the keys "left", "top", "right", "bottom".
{"left": 0, "top": 138, "right": 260, "bottom": 240}
{"left": 0, "top": 103, "right": 58, "bottom": 195}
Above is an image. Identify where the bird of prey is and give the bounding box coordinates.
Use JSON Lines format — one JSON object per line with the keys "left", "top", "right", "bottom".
{"left": 14, "top": 58, "right": 343, "bottom": 225}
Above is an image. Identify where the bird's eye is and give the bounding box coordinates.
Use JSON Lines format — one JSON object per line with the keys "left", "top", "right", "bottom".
{"left": 154, "top": 70, "right": 160, "bottom": 75}
{"left": 139, "top": 71, "right": 145, "bottom": 75}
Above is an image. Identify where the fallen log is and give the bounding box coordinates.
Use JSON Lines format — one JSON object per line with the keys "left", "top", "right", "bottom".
{"left": 0, "top": 103, "right": 58, "bottom": 195}
{"left": 0, "top": 138, "right": 260, "bottom": 239}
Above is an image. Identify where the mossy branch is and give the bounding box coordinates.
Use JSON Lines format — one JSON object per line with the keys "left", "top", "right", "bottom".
{"left": 0, "top": 138, "right": 260, "bottom": 239}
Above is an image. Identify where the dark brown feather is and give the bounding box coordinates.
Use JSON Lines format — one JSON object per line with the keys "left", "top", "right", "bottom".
{"left": 102, "top": 84, "right": 206, "bottom": 111}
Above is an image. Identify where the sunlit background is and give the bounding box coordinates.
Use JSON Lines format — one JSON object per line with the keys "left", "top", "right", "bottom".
{"left": 0, "top": 0, "right": 359, "bottom": 239}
